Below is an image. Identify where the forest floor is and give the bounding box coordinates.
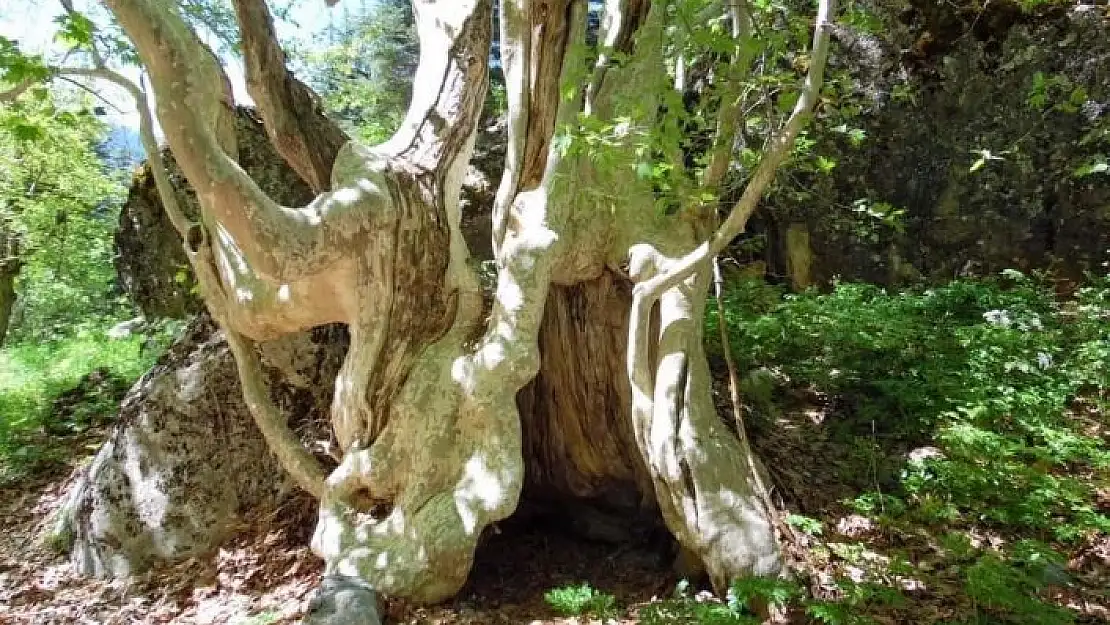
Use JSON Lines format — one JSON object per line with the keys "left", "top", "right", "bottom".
{"left": 0, "top": 418, "right": 677, "bottom": 625}
{"left": 4, "top": 275, "right": 1110, "bottom": 625}
{"left": 3, "top": 381, "right": 1105, "bottom": 625}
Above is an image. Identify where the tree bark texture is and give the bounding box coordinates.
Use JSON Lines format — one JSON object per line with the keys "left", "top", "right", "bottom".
{"left": 76, "top": 0, "right": 839, "bottom": 602}
{"left": 0, "top": 226, "right": 18, "bottom": 346}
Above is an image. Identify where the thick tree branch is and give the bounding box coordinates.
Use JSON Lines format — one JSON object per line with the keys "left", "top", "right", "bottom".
{"left": 225, "top": 330, "right": 328, "bottom": 498}
{"left": 491, "top": 0, "right": 531, "bottom": 255}
{"left": 377, "top": 0, "right": 492, "bottom": 173}
{"left": 104, "top": 0, "right": 334, "bottom": 283}
{"left": 56, "top": 63, "right": 330, "bottom": 499}
{"left": 625, "top": 0, "right": 833, "bottom": 588}
{"left": 631, "top": 0, "right": 834, "bottom": 303}
{"left": 232, "top": 0, "right": 348, "bottom": 193}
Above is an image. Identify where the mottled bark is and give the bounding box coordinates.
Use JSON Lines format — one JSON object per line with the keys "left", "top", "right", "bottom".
{"left": 82, "top": 0, "right": 834, "bottom": 604}
{"left": 0, "top": 228, "right": 18, "bottom": 346}
{"left": 114, "top": 107, "right": 314, "bottom": 318}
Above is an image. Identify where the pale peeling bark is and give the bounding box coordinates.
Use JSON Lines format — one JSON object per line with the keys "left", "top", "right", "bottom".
{"left": 93, "top": 0, "right": 834, "bottom": 604}
{"left": 313, "top": 1, "right": 600, "bottom": 602}
{"left": 623, "top": 0, "right": 836, "bottom": 590}
{"left": 100, "top": 0, "right": 506, "bottom": 601}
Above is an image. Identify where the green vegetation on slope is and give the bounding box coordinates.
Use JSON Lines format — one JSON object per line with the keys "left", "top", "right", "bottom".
{"left": 548, "top": 272, "right": 1108, "bottom": 624}
{"left": 0, "top": 330, "right": 161, "bottom": 484}
{"left": 715, "top": 272, "right": 1108, "bottom": 624}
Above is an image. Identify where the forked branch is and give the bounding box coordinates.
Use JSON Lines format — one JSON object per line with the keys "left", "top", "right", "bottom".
{"left": 631, "top": 0, "right": 835, "bottom": 303}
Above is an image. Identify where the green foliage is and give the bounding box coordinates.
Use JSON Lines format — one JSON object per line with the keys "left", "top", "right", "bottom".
{"left": 0, "top": 36, "right": 51, "bottom": 87}
{"left": 786, "top": 513, "right": 824, "bottom": 536}
{"left": 53, "top": 11, "right": 98, "bottom": 50}
{"left": 640, "top": 576, "right": 898, "bottom": 625}
{"left": 543, "top": 582, "right": 618, "bottom": 618}
{"left": 235, "top": 611, "right": 280, "bottom": 625}
{"left": 1073, "top": 157, "right": 1108, "bottom": 178}
{"left": 712, "top": 272, "right": 1110, "bottom": 624}
{"left": 0, "top": 330, "right": 160, "bottom": 483}
{"left": 963, "top": 552, "right": 1074, "bottom": 625}
{"left": 639, "top": 578, "right": 759, "bottom": 625}
{"left": 1, "top": 90, "right": 131, "bottom": 341}
{"left": 299, "top": 0, "right": 417, "bottom": 144}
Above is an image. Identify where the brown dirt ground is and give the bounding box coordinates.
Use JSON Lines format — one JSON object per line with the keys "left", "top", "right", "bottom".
{"left": 3, "top": 376, "right": 1106, "bottom": 624}
{"left": 0, "top": 430, "right": 678, "bottom": 625}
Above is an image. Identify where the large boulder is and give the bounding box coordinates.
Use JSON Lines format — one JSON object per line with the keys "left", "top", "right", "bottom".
{"left": 53, "top": 316, "right": 346, "bottom": 576}
{"left": 751, "top": 1, "right": 1110, "bottom": 284}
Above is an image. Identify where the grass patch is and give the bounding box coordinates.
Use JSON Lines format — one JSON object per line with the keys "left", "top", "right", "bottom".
{"left": 703, "top": 271, "right": 1110, "bottom": 624}
{"left": 0, "top": 328, "right": 160, "bottom": 483}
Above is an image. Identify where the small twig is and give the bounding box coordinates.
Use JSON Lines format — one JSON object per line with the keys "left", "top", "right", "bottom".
{"left": 712, "top": 257, "right": 774, "bottom": 516}
{"left": 53, "top": 75, "right": 125, "bottom": 113}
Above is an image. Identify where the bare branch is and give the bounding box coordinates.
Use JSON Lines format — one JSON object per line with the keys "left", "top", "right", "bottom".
{"left": 0, "top": 79, "right": 36, "bottom": 104}
{"left": 225, "top": 330, "right": 328, "bottom": 499}
{"left": 56, "top": 66, "right": 193, "bottom": 237}
{"left": 232, "top": 0, "right": 347, "bottom": 193}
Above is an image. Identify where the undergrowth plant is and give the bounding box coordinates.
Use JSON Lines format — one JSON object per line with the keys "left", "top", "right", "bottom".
{"left": 0, "top": 326, "right": 169, "bottom": 483}
{"left": 543, "top": 582, "right": 619, "bottom": 619}
{"left": 706, "top": 270, "right": 1109, "bottom": 625}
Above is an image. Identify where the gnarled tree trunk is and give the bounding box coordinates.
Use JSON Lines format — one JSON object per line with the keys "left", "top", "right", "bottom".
{"left": 60, "top": 0, "right": 836, "bottom": 603}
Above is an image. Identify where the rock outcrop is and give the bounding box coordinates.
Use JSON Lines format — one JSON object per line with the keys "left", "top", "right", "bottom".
{"left": 752, "top": 1, "right": 1110, "bottom": 285}
{"left": 53, "top": 316, "right": 346, "bottom": 576}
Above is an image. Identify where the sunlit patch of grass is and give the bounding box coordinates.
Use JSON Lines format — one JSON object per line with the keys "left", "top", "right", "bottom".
{"left": 0, "top": 329, "right": 157, "bottom": 482}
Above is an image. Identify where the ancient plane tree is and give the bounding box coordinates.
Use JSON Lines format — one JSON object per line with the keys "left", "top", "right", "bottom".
{"left": 9, "top": 0, "right": 833, "bottom": 603}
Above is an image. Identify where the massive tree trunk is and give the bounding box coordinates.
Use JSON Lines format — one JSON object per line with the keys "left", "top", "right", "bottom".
{"left": 64, "top": 0, "right": 836, "bottom": 603}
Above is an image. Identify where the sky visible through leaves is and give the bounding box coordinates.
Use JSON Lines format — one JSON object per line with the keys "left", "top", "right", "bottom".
{"left": 0, "top": 0, "right": 350, "bottom": 131}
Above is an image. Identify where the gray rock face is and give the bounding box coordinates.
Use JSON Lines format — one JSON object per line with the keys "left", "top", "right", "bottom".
{"left": 752, "top": 2, "right": 1110, "bottom": 284}
{"left": 54, "top": 317, "right": 346, "bottom": 577}
{"left": 302, "top": 575, "right": 384, "bottom": 625}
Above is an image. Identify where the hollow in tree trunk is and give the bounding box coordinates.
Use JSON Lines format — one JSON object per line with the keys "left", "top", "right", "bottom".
{"left": 73, "top": 0, "right": 835, "bottom": 603}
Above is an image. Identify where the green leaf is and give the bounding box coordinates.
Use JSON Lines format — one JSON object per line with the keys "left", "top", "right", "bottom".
{"left": 53, "top": 12, "right": 97, "bottom": 48}
{"left": 1073, "top": 159, "right": 1108, "bottom": 178}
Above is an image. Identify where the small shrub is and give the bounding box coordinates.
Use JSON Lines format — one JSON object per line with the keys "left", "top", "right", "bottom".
{"left": 0, "top": 330, "right": 159, "bottom": 482}
{"left": 544, "top": 582, "right": 618, "bottom": 618}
